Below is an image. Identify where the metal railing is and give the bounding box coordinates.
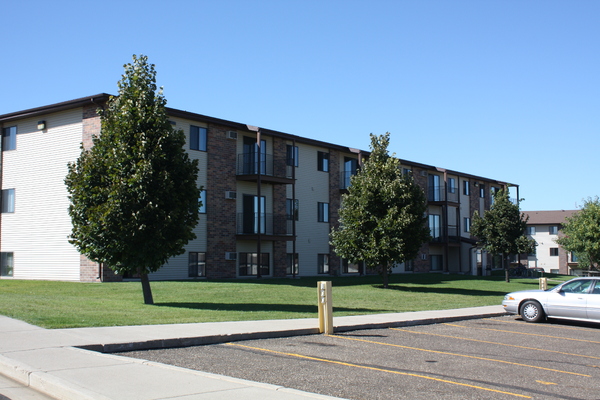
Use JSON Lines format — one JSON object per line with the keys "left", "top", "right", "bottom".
{"left": 236, "top": 153, "right": 293, "bottom": 179}
{"left": 236, "top": 213, "right": 293, "bottom": 236}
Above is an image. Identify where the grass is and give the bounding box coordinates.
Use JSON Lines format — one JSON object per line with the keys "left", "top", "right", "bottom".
{"left": 0, "top": 273, "right": 570, "bottom": 329}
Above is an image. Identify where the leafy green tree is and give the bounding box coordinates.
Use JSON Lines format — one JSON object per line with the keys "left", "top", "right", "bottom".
{"left": 471, "top": 188, "right": 536, "bottom": 282}
{"left": 65, "top": 55, "right": 200, "bottom": 304}
{"left": 330, "top": 133, "right": 430, "bottom": 288}
{"left": 556, "top": 197, "right": 600, "bottom": 271}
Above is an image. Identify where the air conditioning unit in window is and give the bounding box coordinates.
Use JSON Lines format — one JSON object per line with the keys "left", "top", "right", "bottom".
{"left": 225, "top": 191, "right": 237, "bottom": 200}
{"left": 225, "top": 252, "right": 237, "bottom": 261}
{"left": 420, "top": 170, "right": 428, "bottom": 177}
{"left": 226, "top": 131, "right": 238, "bottom": 140}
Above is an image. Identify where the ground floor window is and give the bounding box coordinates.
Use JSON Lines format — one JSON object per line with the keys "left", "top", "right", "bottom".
{"left": 342, "top": 259, "right": 362, "bottom": 274}
{"left": 430, "top": 255, "right": 443, "bottom": 271}
{"left": 1, "top": 252, "right": 13, "bottom": 277}
{"left": 403, "top": 259, "right": 414, "bottom": 272}
{"left": 239, "top": 252, "right": 270, "bottom": 276}
{"left": 286, "top": 253, "right": 299, "bottom": 275}
{"left": 188, "top": 252, "right": 206, "bottom": 277}
{"left": 318, "top": 254, "right": 330, "bottom": 274}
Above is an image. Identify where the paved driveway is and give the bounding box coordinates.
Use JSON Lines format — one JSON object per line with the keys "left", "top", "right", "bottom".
{"left": 124, "top": 316, "right": 600, "bottom": 399}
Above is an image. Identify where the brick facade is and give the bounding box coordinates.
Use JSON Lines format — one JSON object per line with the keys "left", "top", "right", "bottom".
{"left": 206, "top": 124, "right": 238, "bottom": 278}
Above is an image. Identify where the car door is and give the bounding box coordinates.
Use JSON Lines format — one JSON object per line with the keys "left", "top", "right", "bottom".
{"left": 545, "top": 279, "right": 591, "bottom": 319}
{"left": 586, "top": 280, "right": 600, "bottom": 321}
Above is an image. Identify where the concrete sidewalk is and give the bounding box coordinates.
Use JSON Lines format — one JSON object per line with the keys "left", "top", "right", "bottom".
{"left": 0, "top": 305, "right": 506, "bottom": 400}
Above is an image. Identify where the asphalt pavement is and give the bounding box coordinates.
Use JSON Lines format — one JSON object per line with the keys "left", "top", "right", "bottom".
{"left": 0, "top": 305, "right": 506, "bottom": 400}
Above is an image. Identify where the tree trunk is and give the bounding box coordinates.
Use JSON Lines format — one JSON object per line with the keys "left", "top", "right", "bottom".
{"left": 504, "top": 253, "right": 510, "bottom": 283}
{"left": 140, "top": 271, "right": 154, "bottom": 305}
{"left": 382, "top": 265, "right": 389, "bottom": 289}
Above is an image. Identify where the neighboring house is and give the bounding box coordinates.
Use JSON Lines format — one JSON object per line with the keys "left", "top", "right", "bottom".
{"left": 0, "top": 94, "right": 516, "bottom": 281}
{"left": 523, "top": 210, "right": 579, "bottom": 274}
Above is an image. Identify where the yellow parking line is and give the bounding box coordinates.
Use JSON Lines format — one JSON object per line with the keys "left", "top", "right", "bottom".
{"left": 328, "top": 334, "right": 590, "bottom": 377}
{"left": 225, "top": 342, "right": 532, "bottom": 399}
{"left": 536, "top": 380, "right": 558, "bottom": 385}
{"left": 443, "top": 323, "right": 600, "bottom": 344}
{"left": 390, "top": 327, "right": 600, "bottom": 361}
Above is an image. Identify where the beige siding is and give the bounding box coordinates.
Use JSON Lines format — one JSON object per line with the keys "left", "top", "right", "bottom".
{"left": 2, "top": 109, "right": 83, "bottom": 280}
{"left": 286, "top": 143, "right": 331, "bottom": 275}
{"left": 150, "top": 118, "right": 208, "bottom": 280}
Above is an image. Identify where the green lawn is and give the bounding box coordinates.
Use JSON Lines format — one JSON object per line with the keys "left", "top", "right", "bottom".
{"left": 0, "top": 273, "right": 569, "bottom": 329}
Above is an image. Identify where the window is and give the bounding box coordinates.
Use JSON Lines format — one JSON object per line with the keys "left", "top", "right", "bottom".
{"left": 198, "top": 190, "right": 206, "bottom": 213}
{"left": 342, "top": 259, "right": 361, "bottom": 274}
{"left": 242, "top": 195, "right": 266, "bottom": 234}
{"left": 239, "top": 252, "right": 270, "bottom": 276}
{"left": 571, "top": 252, "right": 579, "bottom": 262}
{"left": 286, "top": 253, "right": 298, "bottom": 275}
{"left": 464, "top": 217, "right": 471, "bottom": 233}
{"left": 403, "top": 259, "right": 414, "bottom": 272}
{"left": 318, "top": 202, "right": 329, "bottom": 222}
{"left": 448, "top": 178, "right": 456, "bottom": 194}
{"left": 242, "top": 137, "right": 266, "bottom": 174}
{"left": 1, "top": 189, "right": 14, "bottom": 213}
{"left": 479, "top": 184, "right": 485, "bottom": 198}
{"left": 527, "top": 226, "right": 536, "bottom": 235}
{"left": 2, "top": 126, "right": 16, "bottom": 151}
{"left": 430, "top": 255, "right": 443, "bottom": 271}
{"left": 463, "top": 181, "right": 470, "bottom": 196}
{"left": 342, "top": 157, "right": 358, "bottom": 189}
{"left": 549, "top": 226, "right": 558, "bottom": 235}
{"left": 0, "top": 252, "right": 13, "bottom": 277}
{"left": 317, "top": 151, "right": 329, "bottom": 172}
{"left": 286, "top": 145, "right": 298, "bottom": 167}
{"left": 402, "top": 168, "right": 412, "bottom": 176}
{"left": 318, "top": 254, "right": 330, "bottom": 274}
{"left": 428, "top": 175, "right": 441, "bottom": 201}
{"left": 286, "top": 198, "right": 299, "bottom": 220}
{"left": 429, "top": 214, "right": 441, "bottom": 240}
{"left": 188, "top": 252, "right": 206, "bottom": 277}
{"left": 550, "top": 248, "right": 559, "bottom": 256}
{"left": 190, "top": 126, "right": 207, "bottom": 151}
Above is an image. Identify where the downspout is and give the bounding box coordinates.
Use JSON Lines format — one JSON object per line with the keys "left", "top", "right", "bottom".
{"left": 292, "top": 138, "right": 297, "bottom": 278}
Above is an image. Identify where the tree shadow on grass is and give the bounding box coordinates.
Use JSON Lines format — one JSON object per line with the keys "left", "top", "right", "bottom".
{"left": 381, "top": 285, "right": 508, "bottom": 297}
{"left": 154, "top": 302, "right": 387, "bottom": 314}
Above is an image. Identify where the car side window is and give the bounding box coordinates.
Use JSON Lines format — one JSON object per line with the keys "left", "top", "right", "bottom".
{"left": 592, "top": 283, "right": 600, "bottom": 294}
{"left": 561, "top": 280, "right": 593, "bottom": 294}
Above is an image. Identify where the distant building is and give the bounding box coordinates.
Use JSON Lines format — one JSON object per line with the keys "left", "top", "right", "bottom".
{"left": 1, "top": 94, "right": 516, "bottom": 281}
{"left": 523, "top": 210, "right": 579, "bottom": 274}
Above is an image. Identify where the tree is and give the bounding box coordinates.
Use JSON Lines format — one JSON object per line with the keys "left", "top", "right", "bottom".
{"left": 330, "top": 133, "right": 430, "bottom": 288}
{"left": 471, "top": 188, "right": 536, "bottom": 282}
{"left": 65, "top": 55, "right": 200, "bottom": 304}
{"left": 556, "top": 197, "right": 600, "bottom": 271}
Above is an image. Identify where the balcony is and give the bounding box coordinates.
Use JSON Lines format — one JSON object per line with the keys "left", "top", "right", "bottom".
{"left": 430, "top": 225, "right": 460, "bottom": 244}
{"left": 236, "top": 153, "right": 294, "bottom": 184}
{"left": 427, "top": 186, "right": 459, "bottom": 203}
{"left": 236, "top": 213, "right": 295, "bottom": 241}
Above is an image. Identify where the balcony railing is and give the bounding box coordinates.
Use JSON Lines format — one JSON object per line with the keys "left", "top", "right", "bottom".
{"left": 427, "top": 186, "right": 459, "bottom": 203}
{"left": 430, "top": 225, "right": 460, "bottom": 243}
{"left": 236, "top": 213, "right": 293, "bottom": 236}
{"left": 236, "top": 153, "right": 293, "bottom": 180}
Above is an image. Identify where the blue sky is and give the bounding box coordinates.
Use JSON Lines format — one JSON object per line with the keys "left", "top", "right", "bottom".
{"left": 2, "top": 0, "right": 598, "bottom": 211}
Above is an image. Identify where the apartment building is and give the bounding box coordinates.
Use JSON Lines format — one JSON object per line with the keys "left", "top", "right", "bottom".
{"left": 0, "top": 94, "right": 515, "bottom": 281}
{"left": 522, "top": 210, "right": 578, "bottom": 274}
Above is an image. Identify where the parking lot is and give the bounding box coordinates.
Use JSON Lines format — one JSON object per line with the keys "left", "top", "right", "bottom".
{"left": 124, "top": 316, "right": 600, "bottom": 399}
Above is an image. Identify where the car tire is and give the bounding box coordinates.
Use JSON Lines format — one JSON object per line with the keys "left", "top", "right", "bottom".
{"left": 520, "top": 300, "right": 545, "bottom": 323}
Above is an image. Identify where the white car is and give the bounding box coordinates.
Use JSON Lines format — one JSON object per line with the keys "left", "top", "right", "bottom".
{"left": 502, "top": 277, "right": 600, "bottom": 323}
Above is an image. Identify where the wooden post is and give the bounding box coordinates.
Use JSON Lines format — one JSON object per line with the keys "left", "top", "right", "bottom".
{"left": 318, "top": 281, "right": 333, "bottom": 334}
